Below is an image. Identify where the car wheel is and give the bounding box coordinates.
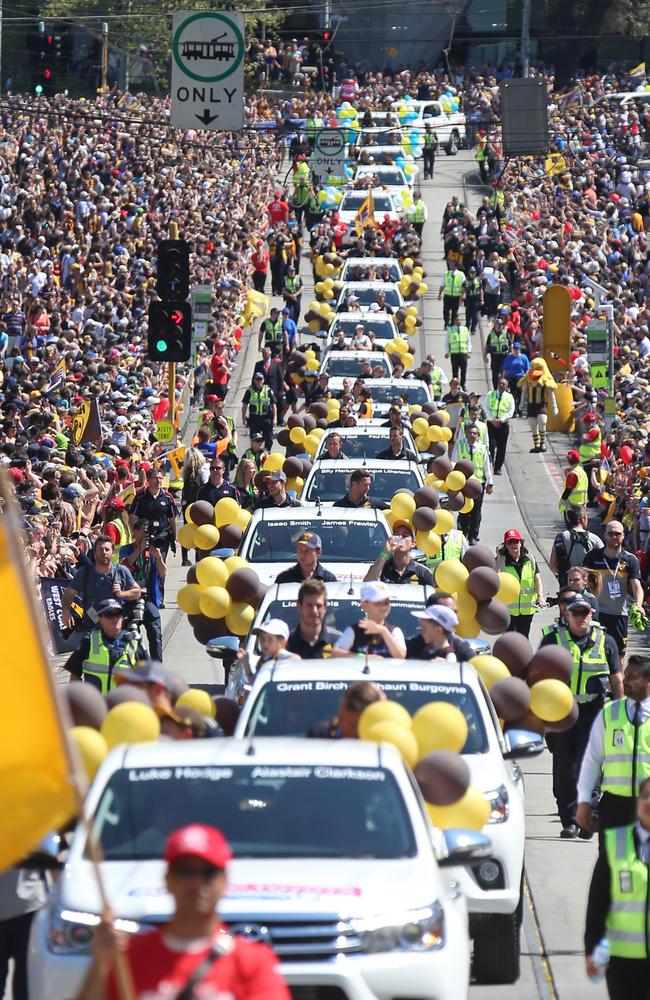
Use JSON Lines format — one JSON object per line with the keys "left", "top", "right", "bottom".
{"left": 472, "top": 911, "right": 521, "bottom": 984}
{"left": 446, "top": 134, "right": 459, "bottom": 156}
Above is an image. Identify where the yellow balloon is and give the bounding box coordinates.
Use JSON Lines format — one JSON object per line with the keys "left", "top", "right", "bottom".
{"left": 439, "top": 410, "right": 451, "bottom": 426}
{"left": 225, "top": 602, "right": 256, "bottom": 636}
{"left": 412, "top": 702, "right": 468, "bottom": 756}
{"left": 215, "top": 496, "right": 241, "bottom": 528}
{"left": 418, "top": 282, "right": 429, "bottom": 295}
{"left": 225, "top": 555, "right": 249, "bottom": 574}
{"left": 404, "top": 316, "right": 417, "bottom": 329}
{"left": 406, "top": 305, "right": 418, "bottom": 318}
{"left": 366, "top": 721, "right": 419, "bottom": 768}
{"left": 358, "top": 699, "right": 412, "bottom": 740}
{"left": 195, "top": 556, "right": 228, "bottom": 589}
{"left": 177, "top": 583, "right": 203, "bottom": 615}
{"left": 286, "top": 476, "right": 304, "bottom": 495}
{"left": 305, "top": 349, "right": 317, "bottom": 360}
{"left": 263, "top": 452, "right": 284, "bottom": 472}
{"left": 457, "top": 590, "right": 477, "bottom": 620}
{"left": 177, "top": 523, "right": 197, "bottom": 549}
{"left": 290, "top": 426, "right": 307, "bottom": 444}
{"left": 402, "top": 352, "right": 414, "bottom": 369}
{"left": 415, "top": 434, "right": 430, "bottom": 452}
{"left": 312, "top": 427, "right": 325, "bottom": 440}
{"left": 101, "top": 702, "right": 160, "bottom": 749}
{"left": 390, "top": 492, "right": 416, "bottom": 521}
{"left": 393, "top": 336, "right": 409, "bottom": 355}
{"left": 432, "top": 509, "right": 455, "bottom": 537}
{"left": 306, "top": 358, "right": 320, "bottom": 371}
{"left": 304, "top": 432, "right": 320, "bottom": 454}
{"left": 70, "top": 726, "right": 108, "bottom": 783}
{"left": 308, "top": 320, "right": 321, "bottom": 333}
{"left": 176, "top": 688, "right": 216, "bottom": 719}
{"left": 403, "top": 257, "right": 414, "bottom": 268}
{"left": 412, "top": 417, "right": 429, "bottom": 437}
{"left": 426, "top": 785, "right": 491, "bottom": 831}
{"left": 435, "top": 558, "right": 468, "bottom": 592}
{"left": 459, "top": 497, "right": 474, "bottom": 515}
{"left": 456, "top": 617, "right": 481, "bottom": 639}
{"left": 446, "top": 471, "right": 467, "bottom": 492}
{"left": 199, "top": 585, "right": 231, "bottom": 619}
{"left": 439, "top": 426, "right": 453, "bottom": 442}
{"left": 496, "top": 571, "right": 521, "bottom": 605}
{"left": 529, "top": 679, "right": 574, "bottom": 722}
{"left": 194, "top": 524, "right": 221, "bottom": 551}
{"left": 469, "top": 654, "right": 511, "bottom": 689}
{"left": 235, "top": 508, "right": 252, "bottom": 531}
{"left": 416, "top": 530, "right": 442, "bottom": 557}
{"left": 426, "top": 424, "right": 442, "bottom": 443}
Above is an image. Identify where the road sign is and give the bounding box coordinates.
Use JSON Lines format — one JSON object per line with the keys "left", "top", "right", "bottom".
{"left": 171, "top": 10, "right": 245, "bottom": 131}
{"left": 155, "top": 419, "right": 175, "bottom": 443}
{"left": 310, "top": 128, "right": 346, "bottom": 178}
{"left": 191, "top": 283, "right": 212, "bottom": 355}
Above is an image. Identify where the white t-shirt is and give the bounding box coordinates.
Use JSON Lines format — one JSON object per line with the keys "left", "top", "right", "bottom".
{"left": 336, "top": 623, "right": 405, "bottom": 654}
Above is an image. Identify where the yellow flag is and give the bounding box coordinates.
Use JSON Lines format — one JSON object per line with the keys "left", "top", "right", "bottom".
{"left": 0, "top": 494, "right": 79, "bottom": 869}
{"left": 243, "top": 288, "right": 269, "bottom": 327}
{"left": 354, "top": 189, "right": 376, "bottom": 236}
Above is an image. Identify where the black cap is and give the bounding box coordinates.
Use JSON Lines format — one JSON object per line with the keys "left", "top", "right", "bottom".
{"left": 96, "top": 599, "right": 124, "bottom": 617}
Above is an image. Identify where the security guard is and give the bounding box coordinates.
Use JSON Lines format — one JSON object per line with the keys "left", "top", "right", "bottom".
{"left": 438, "top": 261, "right": 466, "bottom": 326}
{"left": 282, "top": 265, "right": 303, "bottom": 323}
{"left": 410, "top": 193, "right": 427, "bottom": 237}
{"left": 464, "top": 266, "right": 482, "bottom": 334}
{"left": 475, "top": 130, "right": 489, "bottom": 182}
{"left": 62, "top": 599, "right": 145, "bottom": 693}
{"left": 423, "top": 124, "right": 438, "bottom": 179}
{"left": 483, "top": 376, "right": 515, "bottom": 475}
{"left": 539, "top": 595, "right": 623, "bottom": 838}
{"left": 242, "top": 372, "right": 277, "bottom": 451}
{"left": 423, "top": 527, "right": 468, "bottom": 571}
{"left": 560, "top": 449, "right": 589, "bottom": 519}
{"left": 580, "top": 412, "right": 603, "bottom": 506}
{"left": 584, "top": 778, "right": 650, "bottom": 998}
{"left": 577, "top": 655, "right": 649, "bottom": 837}
{"left": 451, "top": 424, "right": 493, "bottom": 543}
{"left": 484, "top": 316, "right": 510, "bottom": 389}
{"left": 496, "top": 528, "right": 545, "bottom": 637}
{"left": 242, "top": 433, "right": 268, "bottom": 471}
{"left": 258, "top": 306, "right": 286, "bottom": 353}
{"left": 444, "top": 312, "right": 471, "bottom": 389}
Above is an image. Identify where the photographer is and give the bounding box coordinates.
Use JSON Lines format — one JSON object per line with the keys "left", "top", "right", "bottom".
{"left": 120, "top": 520, "right": 166, "bottom": 661}
{"left": 129, "top": 467, "right": 179, "bottom": 606}
{"left": 61, "top": 536, "right": 141, "bottom": 633}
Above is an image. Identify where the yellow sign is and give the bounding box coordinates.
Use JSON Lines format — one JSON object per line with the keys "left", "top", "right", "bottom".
{"left": 155, "top": 419, "right": 175, "bottom": 443}
{"left": 545, "top": 153, "right": 567, "bottom": 177}
{"left": 71, "top": 402, "right": 90, "bottom": 445}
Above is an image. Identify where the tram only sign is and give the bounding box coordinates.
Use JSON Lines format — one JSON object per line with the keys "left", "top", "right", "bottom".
{"left": 310, "top": 128, "right": 347, "bottom": 178}
{"left": 171, "top": 10, "right": 245, "bottom": 130}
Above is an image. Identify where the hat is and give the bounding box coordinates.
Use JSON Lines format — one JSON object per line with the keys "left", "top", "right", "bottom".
{"left": 164, "top": 824, "right": 232, "bottom": 870}
{"left": 115, "top": 659, "right": 171, "bottom": 687}
{"left": 63, "top": 484, "right": 84, "bottom": 499}
{"left": 106, "top": 497, "right": 126, "bottom": 511}
{"left": 250, "top": 432, "right": 264, "bottom": 443}
{"left": 257, "top": 618, "right": 290, "bottom": 640}
{"left": 115, "top": 415, "right": 129, "bottom": 426}
{"left": 583, "top": 412, "right": 598, "bottom": 424}
{"left": 296, "top": 531, "right": 322, "bottom": 549}
{"left": 253, "top": 371, "right": 264, "bottom": 380}
{"left": 504, "top": 528, "right": 523, "bottom": 543}
{"left": 265, "top": 470, "right": 286, "bottom": 483}
{"left": 567, "top": 449, "right": 581, "bottom": 463}
{"left": 96, "top": 599, "right": 124, "bottom": 617}
{"left": 282, "top": 307, "right": 291, "bottom": 314}
{"left": 411, "top": 605, "right": 459, "bottom": 631}
{"left": 393, "top": 519, "right": 415, "bottom": 538}
{"left": 360, "top": 581, "right": 390, "bottom": 602}
{"left": 566, "top": 596, "right": 593, "bottom": 613}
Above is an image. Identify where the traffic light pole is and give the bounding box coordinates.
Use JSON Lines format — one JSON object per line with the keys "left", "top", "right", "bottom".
{"left": 168, "top": 220, "right": 180, "bottom": 434}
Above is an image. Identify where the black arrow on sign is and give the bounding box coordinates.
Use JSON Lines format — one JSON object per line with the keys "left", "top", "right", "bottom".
{"left": 196, "top": 108, "right": 218, "bottom": 125}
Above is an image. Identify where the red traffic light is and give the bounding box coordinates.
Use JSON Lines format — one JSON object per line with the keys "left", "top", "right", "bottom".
{"left": 322, "top": 30, "right": 330, "bottom": 41}
{"left": 43, "top": 68, "right": 53, "bottom": 80}
{"left": 170, "top": 309, "right": 183, "bottom": 324}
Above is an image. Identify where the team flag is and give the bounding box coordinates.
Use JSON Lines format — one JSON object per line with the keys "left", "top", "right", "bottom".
{"left": 629, "top": 62, "right": 646, "bottom": 78}
{"left": 44, "top": 358, "right": 66, "bottom": 395}
{"left": 354, "top": 189, "right": 376, "bottom": 236}
{"left": 243, "top": 288, "right": 269, "bottom": 327}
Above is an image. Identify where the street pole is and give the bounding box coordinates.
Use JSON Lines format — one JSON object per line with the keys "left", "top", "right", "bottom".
{"left": 168, "top": 220, "right": 180, "bottom": 432}
{"left": 520, "top": 0, "right": 530, "bottom": 77}
{"left": 0, "top": 0, "right": 4, "bottom": 96}
{"left": 101, "top": 22, "right": 108, "bottom": 93}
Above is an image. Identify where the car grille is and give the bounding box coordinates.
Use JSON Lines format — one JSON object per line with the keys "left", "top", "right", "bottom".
{"left": 226, "top": 918, "right": 363, "bottom": 961}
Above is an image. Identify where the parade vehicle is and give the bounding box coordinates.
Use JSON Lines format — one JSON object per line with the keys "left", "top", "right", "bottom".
{"left": 324, "top": 377, "right": 433, "bottom": 416}
{"left": 302, "top": 458, "right": 425, "bottom": 507}
{"left": 313, "top": 426, "right": 419, "bottom": 462}
{"left": 334, "top": 281, "right": 405, "bottom": 314}
{"left": 340, "top": 257, "right": 404, "bottom": 282}
{"left": 409, "top": 100, "right": 467, "bottom": 154}
{"left": 30, "top": 738, "right": 485, "bottom": 1000}
{"left": 337, "top": 190, "right": 402, "bottom": 226}
{"left": 319, "top": 350, "right": 394, "bottom": 379}
{"left": 353, "top": 164, "right": 414, "bottom": 199}
{"left": 238, "top": 506, "right": 391, "bottom": 586}
{"left": 235, "top": 660, "right": 543, "bottom": 984}
{"left": 322, "top": 311, "right": 400, "bottom": 350}
{"left": 354, "top": 143, "right": 420, "bottom": 178}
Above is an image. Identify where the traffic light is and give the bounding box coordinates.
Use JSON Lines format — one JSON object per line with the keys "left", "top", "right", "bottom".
{"left": 32, "top": 22, "right": 56, "bottom": 94}
{"left": 147, "top": 301, "right": 192, "bottom": 361}
{"left": 321, "top": 28, "right": 331, "bottom": 43}
{"left": 156, "top": 239, "right": 190, "bottom": 301}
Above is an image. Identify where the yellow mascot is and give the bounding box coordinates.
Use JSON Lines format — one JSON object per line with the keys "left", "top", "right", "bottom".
{"left": 518, "top": 357, "right": 559, "bottom": 454}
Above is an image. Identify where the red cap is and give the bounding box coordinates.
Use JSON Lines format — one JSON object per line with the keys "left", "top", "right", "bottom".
{"left": 511, "top": 300, "right": 519, "bottom": 308}
{"left": 206, "top": 394, "right": 219, "bottom": 402}
{"left": 8, "top": 467, "right": 23, "bottom": 484}
{"left": 583, "top": 412, "right": 597, "bottom": 424}
{"left": 106, "top": 498, "right": 126, "bottom": 511}
{"left": 504, "top": 528, "right": 523, "bottom": 543}
{"left": 139, "top": 461, "right": 152, "bottom": 473}
{"left": 164, "top": 824, "right": 232, "bottom": 869}
{"left": 567, "top": 449, "right": 580, "bottom": 463}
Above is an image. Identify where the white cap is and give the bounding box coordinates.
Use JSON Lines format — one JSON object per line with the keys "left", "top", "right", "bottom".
{"left": 257, "top": 618, "right": 289, "bottom": 640}
{"left": 411, "top": 605, "right": 458, "bottom": 631}
{"left": 360, "top": 581, "right": 390, "bottom": 603}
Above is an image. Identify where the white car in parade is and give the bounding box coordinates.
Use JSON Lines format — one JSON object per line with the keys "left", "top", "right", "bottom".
{"left": 322, "top": 311, "right": 400, "bottom": 350}
{"left": 337, "top": 190, "right": 402, "bottom": 226}
{"left": 301, "top": 458, "right": 425, "bottom": 507}
{"left": 319, "top": 350, "right": 394, "bottom": 379}
{"left": 334, "top": 280, "right": 405, "bottom": 314}
{"left": 30, "top": 738, "right": 484, "bottom": 1000}
{"left": 324, "top": 378, "right": 433, "bottom": 417}
{"left": 313, "top": 426, "right": 420, "bottom": 462}
{"left": 340, "top": 256, "right": 404, "bottom": 282}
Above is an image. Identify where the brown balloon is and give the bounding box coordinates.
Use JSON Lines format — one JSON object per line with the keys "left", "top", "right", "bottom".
{"left": 428, "top": 412, "right": 446, "bottom": 427}
{"left": 467, "top": 566, "right": 501, "bottom": 602}
{"left": 414, "top": 486, "right": 440, "bottom": 509}
{"left": 544, "top": 700, "right": 579, "bottom": 733}
{"left": 218, "top": 523, "right": 243, "bottom": 550}
{"left": 105, "top": 684, "right": 151, "bottom": 709}
{"left": 250, "top": 583, "right": 268, "bottom": 609}
{"left": 193, "top": 615, "right": 230, "bottom": 645}
{"left": 276, "top": 428, "right": 291, "bottom": 448}
{"left": 186, "top": 565, "right": 198, "bottom": 584}
{"left": 226, "top": 567, "right": 262, "bottom": 604}
{"left": 445, "top": 492, "right": 465, "bottom": 511}
{"left": 414, "top": 750, "right": 470, "bottom": 807}
{"left": 287, "top": 414, "right": 305, "bottom": 429}
{"left": 506, "top": 709, "right": 546, "bottom": 736}
{"left": 412, "top": 506, "right": 438, "bottom": 531}
{"left": 290, "top": 351, "right": 307, "bottom": 367}
{"left": 283, "top": 456, "right": 303, "bottom": 478}
{"left": 63, "top": 682, "right": 107, "bottom": 729}
{"left": 317, "top": 418, "right": 329, "bottom": 429}
{"left": 454, "top": 458, "right": 476, "bottom": 479}
{"left": 431, "top": 455, "right": 454, "bottom": 479}
{"left": 492, "top": 632, "right": 535, "bottom": 679}
{"left": 254, "top": 471, "right": 269, "bottom": 492}
{"left": 303, "top": 414, "right": 317, "bottom": 433}
{"left": 301, "top": 459, "right": 313, "bottom": 478}
{"left": 309, "top": 402, "right": 329, "bottom": 419}
{"left": 422, "top": 402, "right": 438, "bottom": 415}
{"left": 462, "top": 477, "right": 484, "bottom": 500}
{"left": 489, "top": 677, "right": 531, "bottom": 722}
{"left": 428, "top": 442, "right": 448, "bottom": 458}
{"left": 189, "top": 500, "right": 215, "bottom": 526}
{"left": 476, "top": 598, "right": 511, "bottom": 634}
{"left": 213, "top": 696, "right": 241, "bottom": 736}
{"left": 462, "top": 544, "right": 496, "bottom": 572}
{"left": 526, "top": 646, "right": 573, "bottom": 686}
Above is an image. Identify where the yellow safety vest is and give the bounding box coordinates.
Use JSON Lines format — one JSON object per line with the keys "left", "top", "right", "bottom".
{"left": 249, "top": 386, "right": 272, "bottom": 416}
{"left": 424, "top": 132, "right": 437, "bottom": 148}
{"left": 476, "top": 138, "right": 487, "bottom": 161}
{"left": 262, "top": 319, "right": 284, "bottom": 345}
{"left": 425, "top": 529, "right": 464, "bottom": 569}
{"left": 605, "top": 824, "right": 650, "bottom": 959}
{"left": 502, "top": 558, "right": 537, "bottom": 617}
{"left": 430, "top": 366, "right": 444, "bottom": 399}
{"left": 110, "top": 517, "right": 132, "bottom": 564}
{"left": 413, "top": 202, "right": 425, "bottom": 223}
{"left": 443, "top": 271, "right": 464, "bottom": 297}
{"left": 486, "top": 389, "right": 514, "bottom": 419}
{"left": 487, "top": 329, "right": 509, "bottom": 354}
{"left": 601, "top": 698, "right": 650, "bottom": 796}
{"left": 552, "top": 623, "right": 609, "bottom": 697}
{"left": 82, "top": 629, "right": 141, "bottom": 694}
{"left": 447, "top": 325, "right": 470, "bottom": 354}
{"left": 359, "top": 398, "right": 374, "bottom": 420}
{"left": 559, "top": 465, "right": 589, "bottom": 512}
{"left": 579, "top": 428, "right": 602, "bottom": 463}
{"left": 456, "top": 439, "right": 488, "bottom": 483}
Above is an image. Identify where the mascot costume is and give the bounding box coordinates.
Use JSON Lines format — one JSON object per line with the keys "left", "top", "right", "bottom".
{"left": 518, "top": 357, "right": 559, "bottom": 454}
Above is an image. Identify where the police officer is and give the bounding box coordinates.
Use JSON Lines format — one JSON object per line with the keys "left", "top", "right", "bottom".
{"left": 539, "top": 596, "right": 623, "bottom": 838}
{"left": 242, "top": 432, "right": 268, "bottom": 471}
{"left": 242, "top": 371, "right": 276, "bottom": 451}
{"left": 258, "top": 306, "right": 286, "bottom": 354}
{"left": 577, "top": 655, "right": 650, "bottom": 837}
{"left": 483, "top": 376, "right": 515, "bottom": 475}
{"left": 444, "top": 312, "right": 471, "bottom": 389}
{"left": 464, "top": 266, "right": 482, "bottom": 335}
{"left": 452, "top": 424, "right": 493, "bottom": 543}
{"left": 62, "top": 599, "right": 146, "bottom": 693}
{"left": 410, "top": 193, "right": 427, "bottom": 237}
{"left": 282, "top": 264, "right": 303, "bottom": 323}
{"left": 484, "top": 316, "right": 510, "bottom": 389}
{"left": 423, "top": 123, "right": 438, "bottom": 179}
{"left": 438, "top": 261, "right": 466, "bottom": 326}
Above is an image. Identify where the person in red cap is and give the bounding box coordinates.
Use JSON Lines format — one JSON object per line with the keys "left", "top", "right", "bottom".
{"left": 101, "top": 497, "right": 132, "bottom": 563}
{"left": 496, "top": 528, "right": 546, "bottom": 637}
{"left": 251, "top": 239, "right": 269, "bottom": 294}
{"left": 267, "top": 190, "right": 289, "bottom": 226}
{"left": 78, "top": 824, "right": 290, "bottom": 1000}
{"left": 579, "top": 412, "right": 602, "bottom": 507}
{"left": 559, "top": 449, "right": 589, "bottom": 523}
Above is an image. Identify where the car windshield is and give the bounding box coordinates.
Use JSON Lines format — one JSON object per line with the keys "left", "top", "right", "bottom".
{"left": 364, "top": 383, "right": 429, "bottom": 405}
{"left": 357, "top": 170, "right": 406, "bottom": 188}
{"left": 246, "top": 681, "right": 487, "bottom": 752}
{"left": 316, "top": 433, "right": 397, "bottom": 459}
{"left": 340, "top": 193, "right": 393, "bottom": 213}
{"left": 339, "top": 287, "right": 401, "bottom": 309}
{"left": 91, "top": 765, "right": 416, "bottom": 860}
{"left": 359, "top": 132, "right": 405, "bottom": 147}
{"left": 322, "top": 356, "right": 391, "bottom": 377}
{"left": 342, "top": 263, "right": 401, "bottom": 281}
{"left": 304, "top": 468, "right": 421, "bottom": 503}
{"left": 245, "top": 518, "right": 389, "bottom": 562}
{"left": 329, "top": 319, "right": 396, "bottom": 340}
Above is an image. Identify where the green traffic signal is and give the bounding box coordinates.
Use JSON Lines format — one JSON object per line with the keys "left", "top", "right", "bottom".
{"left": 156, "top": 339, "right": 167, "bottom": 353}
{"left": 35, "top": 84, "right": 43, "bottom": 95}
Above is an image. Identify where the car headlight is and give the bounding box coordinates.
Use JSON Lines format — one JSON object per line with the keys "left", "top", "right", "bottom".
{"left": 353, "top": 902, "right": 445, "bottom": 952}
{"left": 47, "top": 906, "right": 142, "bottom": 955}
{"left": 484, "top": 784, "right": 509, "bottom": 824}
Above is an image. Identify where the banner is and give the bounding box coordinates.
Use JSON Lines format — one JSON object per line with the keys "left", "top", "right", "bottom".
{"left": 71, "top": 398, "right": 102, "bottom": 446}
{"left": 40, "top": 577, "right": 82, "bottom": 655}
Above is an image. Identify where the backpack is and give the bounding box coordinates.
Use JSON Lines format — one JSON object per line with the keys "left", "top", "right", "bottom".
{"left": 555, "top": 529, "right": 596, "bottom": 581}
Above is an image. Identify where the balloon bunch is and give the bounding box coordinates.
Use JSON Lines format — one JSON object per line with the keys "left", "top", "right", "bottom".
{"left": 426, "top": 454, "right": 485, "bottom": 512}
{"left": 314, "top": 253, "right": 343, "bottom": 280}
{"left": 335, "top": 102, "right": 361, "bottom": 140}
{"left": 401, "top": 129, "right": 423, "bottom": 159}
{"left": 439, "top": 90, "right": 461, "bottom": 113}
{"left": 177, "top": 497, "right": 251, "bottom": 554}
{"left": 304, "top": 300, "right": 336, "bottom": 334}
{"left": 398, "top": 262, "right": 428, "bottom": 301}
{"left": 434, "top": 545, "right": 521, "bottom": 639}
{"left": 385, "top": 335, "right": 415, "bottom": 370}
{"left": 178, "top": 555, "right": 267, "bottom": 644}
{"left": 386, "top": 486, "right": 455, "bottom": 559}
{"left": 394, "top": 306, "right": 423, "bottom": 336}
{"left": 283, "top": 348, "right": 320, "bottom": 387}
{"left": 275, "top": 412, "right": 327, "bottom": 464}
{"left": 410, "top": 411, "right": 453, "bottom": 453}
{"left": 317, "top": 186, "right": 343, "bottom": 211}
{"left": 314, "top": 277, "right": 343, "bottom": 302}
{"left": 470, "top": 631, "right": 577, "bottom": 735}
{"left": 359, "top": 699, "right": 491, "bottom": 830}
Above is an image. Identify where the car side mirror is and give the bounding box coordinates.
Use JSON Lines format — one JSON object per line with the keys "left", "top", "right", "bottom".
{"left": 503, "top": 728, "right": 545, "bottom": 760}
{"left": 207, "top": 636, "right": 241, "bottom": 664}
{"left": 18, "top": 833, "right": 64, "bottom": 871}
{"left": 438, "top": 829, "right": 492, "bottom": 867}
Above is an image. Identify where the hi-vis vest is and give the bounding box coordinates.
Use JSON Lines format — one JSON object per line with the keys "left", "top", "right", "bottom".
{"left": 262, "top": 318, "right": 283, "bottom": 345}
{"left": 413, "top": 202, "right": 425, "bottom": 223}
{"left": 604, "top": 824, "right": 650, "bottom": 959}
{"left": 359, "top": 398, "right": 374, "bottom": 420}
{"left": 425, "top": 529, "right": 464, "bottom": 569}
{"left": 83, "top": 629, "right": 141, "bottom": 694}
{"left": 447, "top": 325, "right": 470, "bottom": 353}
{"left": 487, "top": 329, "right": 509, "bottom": 354}
{"left": 465, "top": 277, "right": 481, "bottom": 297}
{"left": 443, "top": 270, "right": 464, "bottom": 297}
{"left": 456, "top": 439, "right": 488, "bottom": 483}
{"left": 424, "top": 131, "right": 437, "bottom": 148}
{"left": 249, "top": 386, "right": 272, "bottom": 416}
{"left": 552, "top": 622, "right": 609, "bottom": 696}
{"left": 486, "top": 389, "right": 514, "bottom": 420}
{"left": 476, "top": 137, "right": 487, "bottom": 161}
{"left": 283, "top": 276, "right": 302, "bottom": 294}
{"left": 601, "top": 699, "right": 650, "bottom": 797}
{"left": 110, "top": 517, "right": 132, "bottom": 564}
{"left": 430, "top": 365, "right": 444, "bottom": 398}
{"left": 559, "top": 465, "right": 588, "bottom": 512}
{"left": 579, "top": 428, "right": 602, "bottom": 463}
{"left": 502, "top": 558, "right": 537, "bottom": 617}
